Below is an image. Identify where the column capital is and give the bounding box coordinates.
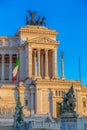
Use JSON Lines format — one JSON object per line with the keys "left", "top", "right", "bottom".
{"left": 38, "top": 48, "right": 41, "bottom": 51}
{"left": 34, "top": 50, "right": 37, "bottom": 57}
{"left": 45, "top": 49, "right": 48, "bottom": 52}
{"left": 9, "top": 54, "right": 12, "bottom": 58}
{"left": 52, "top": 48, "right": 57, "bottom": 52}
{"left": 2, "top": 54, "right": 5, "bottom": 59}
{"left": 2, "top": 53, "right": 5, "bottom": 56}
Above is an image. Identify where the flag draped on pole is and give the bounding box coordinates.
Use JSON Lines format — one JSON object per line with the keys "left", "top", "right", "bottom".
{"left": 12, "top": 58, "right": 19, "bottom": 83}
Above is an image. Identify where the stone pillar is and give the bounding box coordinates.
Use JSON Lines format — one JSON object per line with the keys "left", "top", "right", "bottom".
{"left": 52, "top": 49, "right": 58, "bottom": 79}
{"left": 30, "top": 86, "right": 35, "bottom": 114}
{"left": 41, "top": 53, "right": 44, "bottom": 78}
{"left": 37, "top": 49, "right": 41, "bottom": 78}
{"left": 9, "top": 54, "right": 12, "bottom": 80}
{"left": 61, "top": 52, "right": 65, "bottom": 80}
{"left": 1, "top": 54, "right": 4, "bottom": 80}
{"left": 28, "top": 45, "right": 32, "bottom": 78}
{"left": 34, "top": 50, "right": 37, "bottom": 77}
{"left": 45, "top": 49, "right": 49, "bottom": 79}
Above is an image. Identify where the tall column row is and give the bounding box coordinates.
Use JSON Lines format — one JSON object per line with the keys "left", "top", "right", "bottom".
{"left": 0, "top": 54, "right": 17, "bottom": 81}
{"left": 29, "top": 48, "right": 58, "bottom": 79}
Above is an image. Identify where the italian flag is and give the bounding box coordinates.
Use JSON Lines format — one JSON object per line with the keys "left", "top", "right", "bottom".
{"left": 12, "top": 58, "right": 19, "bottom": 83}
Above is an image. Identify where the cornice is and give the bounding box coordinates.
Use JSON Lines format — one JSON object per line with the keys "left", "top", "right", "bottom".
{"left": 36, "top": 79, "right": 81, "bottom": 87}
{"left": 18, "top": 25, "right": 58, "bottom": 36}
{"left": 0, "top": 85, "right": 16, "bottom": 90}
{"left": 81, "top": 87, "right": 87, "bottom": 92}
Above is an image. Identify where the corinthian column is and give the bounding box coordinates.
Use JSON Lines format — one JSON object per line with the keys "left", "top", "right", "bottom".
{"left": 52, "top": 49, "right": 58, "bottom": 79}
{"left": 28, "top": 46, "right": 32, "bottom": 78}
{"left": 1, "top": 54, "right": 4, "bottom": 80}
{"left": 34, "top": 50, "right": 36, "bottom": 76}
{"left": 38, "top": 49, "right": 41, "bottom": 78}
{"left": 9, "top": 54, "right": 12, "bottom": 80}
{"left": 45, "top": 49, "right": 49, "bottom": 79}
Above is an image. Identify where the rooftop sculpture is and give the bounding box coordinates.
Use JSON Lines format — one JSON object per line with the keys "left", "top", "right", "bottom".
{"left": 26, "top": 10, "right": 45, "bottom": 26}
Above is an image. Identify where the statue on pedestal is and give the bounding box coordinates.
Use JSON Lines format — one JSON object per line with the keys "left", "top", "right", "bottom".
{"left": 60, "top": 86, "right": 76, "bottom": 114}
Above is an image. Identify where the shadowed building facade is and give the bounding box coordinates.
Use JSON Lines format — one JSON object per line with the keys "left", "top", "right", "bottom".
{"left": 0, "top": 25, "right": 87, "bottom": 118}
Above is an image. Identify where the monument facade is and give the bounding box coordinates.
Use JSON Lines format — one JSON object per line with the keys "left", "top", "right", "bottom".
{"left": 0, "top": 13, "right": 87, "bottom": 118}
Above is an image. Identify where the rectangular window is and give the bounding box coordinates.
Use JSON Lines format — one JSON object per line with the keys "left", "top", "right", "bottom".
{"left": 55, "top": 91, "right": 60, "bottom": 96}
{"left": 25, "top": 99, "right": 28, "bottom": 107}
{"left": 83, "top": 101, "right": 86, "bottom": 107}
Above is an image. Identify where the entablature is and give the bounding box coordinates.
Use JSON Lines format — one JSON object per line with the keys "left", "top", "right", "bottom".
{"left": 36, "top": 79, "right": 81, "bottom": 88}
{"left": 26, "top": 36, "right": 59, "bottom": 49}
{"left": 18, "top": 25, "right": 58, "bottom": 36}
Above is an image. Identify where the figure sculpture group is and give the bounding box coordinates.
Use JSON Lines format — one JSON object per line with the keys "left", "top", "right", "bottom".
{"left": 60, "top": 86, "right": 76, "bottom": 114}
{"left": 26, "top": 10, "right": 45, "bottom": 26}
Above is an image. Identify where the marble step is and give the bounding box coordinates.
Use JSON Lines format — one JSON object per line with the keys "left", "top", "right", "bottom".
{"left": 0, "top": 126, "right": 16, "bottom": 130}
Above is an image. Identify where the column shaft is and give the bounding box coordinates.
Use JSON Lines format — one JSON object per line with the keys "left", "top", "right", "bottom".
{"left": 2, "top": 54, "right": 4, "bottom": 80}
{"left": 34, "top": 50, "right": 37, "bottom": 77}
{"left": 52, "top": 49, "right": 58, "bottom": 78}
{"left": 45, "top": 49, "right": 49, "bottom": 79}
{"left": 28, "top": 46, "right": 32, "bottom": 78}
{"left": 41, "top": 53, "right": 44, "bottom": 78}
{"left": 9, "top": 54, "right": 12, "bottom": 80}
{"left": 38, "top": 49, "right": 41, "bottom": 78}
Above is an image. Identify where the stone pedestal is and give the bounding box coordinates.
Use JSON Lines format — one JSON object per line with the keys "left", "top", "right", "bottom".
{"left": 60, "top": 112, "right": 78, "bottom": 130}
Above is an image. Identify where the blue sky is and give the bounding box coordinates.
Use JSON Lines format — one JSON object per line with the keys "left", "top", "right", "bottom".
{"left": 0, "top": 0, "right": 87, "bottom": 85}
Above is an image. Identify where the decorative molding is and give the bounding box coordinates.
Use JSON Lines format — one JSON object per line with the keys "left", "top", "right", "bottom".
{"left": 18, "top": 25, "right": 58, "bottom": 36}
{"left": 28, "top": 36, "right": 59, "bottom": 45}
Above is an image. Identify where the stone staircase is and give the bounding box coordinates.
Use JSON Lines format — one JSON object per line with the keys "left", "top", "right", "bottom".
{"left": 0, "top": 119, "right": 16, "bottom": 130}
{"left": 0, "top": 126, "right": 16, "bottom": 130}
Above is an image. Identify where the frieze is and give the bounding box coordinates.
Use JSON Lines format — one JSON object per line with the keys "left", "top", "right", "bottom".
{"left": 19, "top": 25, "right": 58, "bottom": 35}
{"left": 28, "top": 36, "right": 58, "bottom": 45}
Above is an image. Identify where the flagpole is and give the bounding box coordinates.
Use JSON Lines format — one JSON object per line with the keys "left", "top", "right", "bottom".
{"left": 18, "top": 45, "right": 20, "bottom": 97}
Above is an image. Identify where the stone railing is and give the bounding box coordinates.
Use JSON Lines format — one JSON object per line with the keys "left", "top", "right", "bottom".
{"left": 77, "top": 117, "right": 87, "bottom": 130}
{"left": 18, "top": 121, "right": 60, "bottom": 130}
{"left": 0, "top": 119, "right": 13, "bottom": 126}
{"left": 0, "top": 40, "right": 19, "bottom": 48}
{"left": 31, "top": 121, "right": 60, "bottom": 130}
{"left": 14, "top": 116, "right": 87, "bottom": 130}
